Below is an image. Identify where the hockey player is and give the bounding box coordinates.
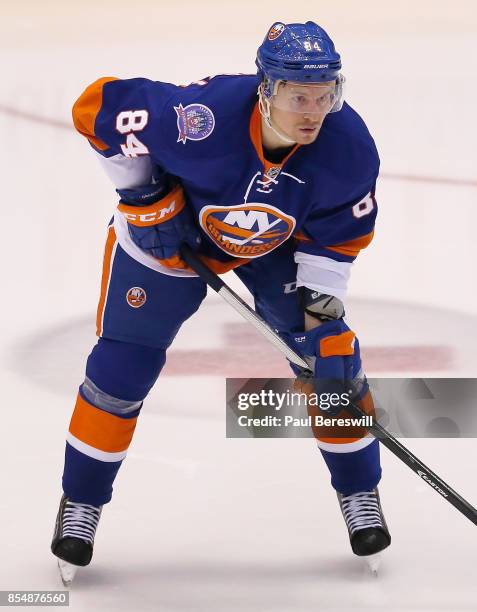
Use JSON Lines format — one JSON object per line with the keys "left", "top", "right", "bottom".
{"left": 51, "top": 21, "right": 390, "bottom": 583}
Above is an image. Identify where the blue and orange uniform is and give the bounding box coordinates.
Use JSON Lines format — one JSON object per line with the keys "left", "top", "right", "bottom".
{"left": 63, "top": 72, "right": 381, "bottom": 506}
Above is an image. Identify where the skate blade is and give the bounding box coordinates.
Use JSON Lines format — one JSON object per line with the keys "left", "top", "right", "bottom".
{"left": 364, "top": 553, "right": 381, "bottom": 576}
{"left": 57, "top": 559, "right": 78, "bottom": 587}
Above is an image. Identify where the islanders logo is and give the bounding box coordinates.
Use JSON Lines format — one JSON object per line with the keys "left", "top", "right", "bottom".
{"left": 174, "top": 103, "right": 215, "bottom": 144}
{"left": 199, "top": 203, "right": 296, "bottom": 258}
{"left": 268, "top": 23, "right": 285, "bottom": 41}
{"left": 126, "top": 287, "right": 147, "bottom": 308}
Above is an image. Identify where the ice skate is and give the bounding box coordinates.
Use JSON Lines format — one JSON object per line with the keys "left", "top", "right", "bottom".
{"left": 51, "top": 494, "right": 102, "bottom": 586}
{"left": 337, "top": 488, "right": 391, "bottom": 575}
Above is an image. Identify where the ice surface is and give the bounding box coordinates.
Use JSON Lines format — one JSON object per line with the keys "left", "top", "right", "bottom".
{"left": 1, "top": 2, "right": 476, "bottom": 610}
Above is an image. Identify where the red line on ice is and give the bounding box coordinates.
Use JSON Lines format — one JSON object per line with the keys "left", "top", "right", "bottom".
{"left": 162, "top": 322, "right": 452, "bottom": 376}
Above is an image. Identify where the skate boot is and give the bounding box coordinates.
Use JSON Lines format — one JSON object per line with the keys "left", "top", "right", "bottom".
{"left": 337, "top": 488, "right": 391, "bottom": 573}
{"left": 51, "top": 494, "right": 102, "bottom": 585}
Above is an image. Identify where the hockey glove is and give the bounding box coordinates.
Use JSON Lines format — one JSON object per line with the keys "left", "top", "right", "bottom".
{"left": 117, "top": 181, "right": 201, "bottom": 270}
{"left": 291, "top": 319, "right": 369, "bottom": 417}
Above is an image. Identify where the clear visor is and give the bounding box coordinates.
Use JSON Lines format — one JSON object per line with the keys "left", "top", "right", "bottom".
{"left": 270, "top": 79, "right": 342, "bottom": 115}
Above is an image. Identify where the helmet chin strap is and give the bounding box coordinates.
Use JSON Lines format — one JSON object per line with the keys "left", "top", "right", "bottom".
{"left": 258, "top": 85, "right": 296, "bottom": 146}
{"left": 267, "top": 118, "right": 296, "bottom": 145}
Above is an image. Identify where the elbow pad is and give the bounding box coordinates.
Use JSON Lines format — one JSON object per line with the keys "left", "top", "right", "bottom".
{"left": 298, "top": 286, "right": 345, "bottom": 321}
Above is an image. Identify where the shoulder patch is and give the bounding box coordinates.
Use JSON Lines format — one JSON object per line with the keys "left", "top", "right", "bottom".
{"left": 174, "top": 103, "right": 215, "bottom": 144}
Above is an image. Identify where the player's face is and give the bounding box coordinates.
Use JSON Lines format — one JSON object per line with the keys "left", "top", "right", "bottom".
{"left": 270, "top": 81, "right": 336, "bottom": 144}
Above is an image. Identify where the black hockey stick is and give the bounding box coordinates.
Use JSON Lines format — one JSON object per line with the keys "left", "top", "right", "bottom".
{"left": 180, "top": 243, "right": 477, "bottom": 526}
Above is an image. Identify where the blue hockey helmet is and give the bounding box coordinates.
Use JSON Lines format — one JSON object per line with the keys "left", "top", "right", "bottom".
{"left": 256, "top": 21, "right": 344, "bottom": 114}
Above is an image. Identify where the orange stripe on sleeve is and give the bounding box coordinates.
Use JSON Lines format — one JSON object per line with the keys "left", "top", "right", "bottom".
{"left": 96, "top": 225, "right": 117, "bottom": 337}
{"left": 72, "top": 77, "right": 117, "bottom": 151}
{"left": 325, "top": 230, "right": 375, "bottom": 258}
{"left": 69, "top": 393, "right": 138, "bottom": 453}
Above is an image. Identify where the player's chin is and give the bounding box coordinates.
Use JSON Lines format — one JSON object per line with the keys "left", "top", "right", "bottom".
{"left": 294, "top": 126, "right": 321, "bottom": 144}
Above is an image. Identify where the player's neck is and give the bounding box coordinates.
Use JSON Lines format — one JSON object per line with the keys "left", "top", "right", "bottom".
{"left": 261, "top": 116, "right": 296, "bottom": 151}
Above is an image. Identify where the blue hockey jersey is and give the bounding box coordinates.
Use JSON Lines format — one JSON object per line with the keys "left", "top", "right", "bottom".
{"left": 72, "top": 74, "right": 379, "bottom": 276}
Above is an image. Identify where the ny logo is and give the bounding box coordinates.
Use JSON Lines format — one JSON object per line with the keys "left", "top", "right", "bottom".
{"left": 222, "top": 209, "right": 282, "bottom": 244}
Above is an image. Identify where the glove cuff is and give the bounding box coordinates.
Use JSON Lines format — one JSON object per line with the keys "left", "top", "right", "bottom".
{"left": 319, "top": 330, "right": 355, "bottom": 357}
{"left": 118, "top": 184, "right": 185, "bottom": 227}
{"left": 292, "top": 320, "right": 355, "bottom": 358}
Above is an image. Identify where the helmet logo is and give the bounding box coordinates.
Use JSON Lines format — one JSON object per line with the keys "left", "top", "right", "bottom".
{"left": 268, "top": 23, "right": 285, "bottom": 41}
{"left": 126, "top": 287, "right": 147, "bottom": 308}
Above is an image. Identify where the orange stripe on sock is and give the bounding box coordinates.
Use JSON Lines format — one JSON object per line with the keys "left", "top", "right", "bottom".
{"left": 293, "top": 379, "right": 376, "bottom": 445}
{"left": 96, "top": 225, "right": 117, "bottom": 337}
{"left": 315, "top": 390, "right": 376, "bottom": 445}
{"left": 69, "top": 393, "right": 137, "bottom": 453}
{"left": 72, "top": 77, "right": 117, "bottom": 151}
